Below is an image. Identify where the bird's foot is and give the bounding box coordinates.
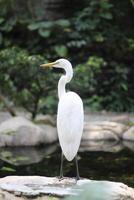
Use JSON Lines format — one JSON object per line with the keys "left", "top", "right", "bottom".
{"left": 75, "top": 175, "right": 81, "bottom": 181}
{"left": 58, "top": 175, "right": 65, "bottom": 181}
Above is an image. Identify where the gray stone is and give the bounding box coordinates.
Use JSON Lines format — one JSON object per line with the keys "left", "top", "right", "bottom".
{"left": 0, "top": 111, "right": 12, "bottom": 123}
{"left": 83, "top": 121, "right": 127, "bottom": 141}
{"left": 123, "top": 141, "right": 134, "bottom": 151}
{"left": 0, "top": 115, "right": 129, "bottom": 147}
{"left": 35, "top": 114, "right": 56, "bottom": 126}
{"left": 123, "top": 126, "right": 134, "bottom": 141}
{"left": 66, "top": 181, "right": 134, "bottom": 200}
{"left": 38, "top": 124, "right": 58, "bottom": 143}
{"left": 0, "top": 116, "right": 57, "bottom": 146}
{"left": 0, "top": 176, "right": 134, "bottom": 200}
{"left": 85, "top": 112, "right": 134, "bottom": 123}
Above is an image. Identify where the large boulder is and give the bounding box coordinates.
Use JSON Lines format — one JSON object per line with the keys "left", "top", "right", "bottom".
{"left": 123, "top": 141, "right": 134, "bottom": 151}
{"left": 0, "top": 116, "right": 57, "bottom": 146}
{"left": 38, "top": 124, "right": 58, "bottom": 143}
{"left": 0, "top": 176, "right": 134, "bottom": 200}
{"left": 0, "top": 115, "right": 129, "bottom": 147}
{"left": 0, "top": 111, "right": 12, "bottom": 123}
{"left": 85, "top": 112, "right": 134, "bottom": 123}
{"left": 82, "top": 121, "right": 127, "bottom": 141}
{"left": 35, "top": 114, "right": 56, "bottom": 126}
{"left": 123, "top": 126, "right": 134, "bottom": 141}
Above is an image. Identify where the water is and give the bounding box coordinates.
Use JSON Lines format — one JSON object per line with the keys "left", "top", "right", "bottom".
{"left": 0, "top": 142, "right": 134, "bottom": 188}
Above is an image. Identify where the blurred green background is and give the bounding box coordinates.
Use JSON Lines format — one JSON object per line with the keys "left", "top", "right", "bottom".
{"left": 0, "top": 0, "right": 134, "bottom": 119}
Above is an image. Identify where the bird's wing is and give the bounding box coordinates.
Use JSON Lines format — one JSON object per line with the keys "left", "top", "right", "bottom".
{"left": 57, "top": 92, "right": 84, "bottom": 161}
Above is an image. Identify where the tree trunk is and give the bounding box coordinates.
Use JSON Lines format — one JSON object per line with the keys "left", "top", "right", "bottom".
{"left": 0, "top": 93, "right": 16, "bottom": 117}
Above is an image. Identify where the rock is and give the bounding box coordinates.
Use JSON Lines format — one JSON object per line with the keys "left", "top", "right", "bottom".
{"left": 123, "top": 126, "right": 134, "bottom": 141}
{"left": 35, "top": 114, "right": 56, "bottom": 126}
{"left": 0, "top": 116, "right": 57, "bottom": 146}
{"left": 66, "top": 181, "right": 134, "bottom": 200}
{"left": 0, "top": 176, "right": 134, "bottom": 200}
{"left": 82, "top": 121, "right": 127, "bottom": 141}
{"left": 0, "top": 176, "right": 82, "bottom": 198}
{"left": 0, "top": 115, "right": 129, "bottom": 147}
{"left": 38, "top": 124, "right": 58, "bottom": 143}
{"left": 0, "top": 111, "right": 12, "bottom": 123}
{"left": 0, "top": 189, "right": 59, "bottom": 200}
{"left": 123, "top": 141, "right": 134, "bottom": 151}
{"left": 85, "top": 112, "right": 134, "bottom": 123}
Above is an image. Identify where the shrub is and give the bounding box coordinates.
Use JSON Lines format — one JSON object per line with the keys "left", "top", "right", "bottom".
{"left": 0, "top": 47, "right": 58, "bottom": 118}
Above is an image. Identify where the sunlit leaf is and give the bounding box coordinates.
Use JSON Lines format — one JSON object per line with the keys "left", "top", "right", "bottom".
{"left": 100, "top": 13, "right": 113, "bottom": 19}
{"left": 56, "top": 19, "right": 70, "bottom": 27}
{"left": 38, "top": 29, "right": 51, "bottom": 38}
{"left": 28, "top": 23, "right": 40, "bottom": 30}
{"left": 0, "top": 166, "right": 16, "bottom": 172}
{"left": 54, "top": 45, "right": 68, "bottom": 57}
{"left": 0, "top": 18, "right": 4, "bottom": 24}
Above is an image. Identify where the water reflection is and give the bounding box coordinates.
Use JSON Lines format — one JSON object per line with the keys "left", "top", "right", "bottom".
{"left": 0, "top": 144, "right": 57, "bottom": 166}
{"left": 0, "top": 141, "right": 134, "bottom": 166}
{"left": 80, "top": 140, "right": 124, "bottom": 153}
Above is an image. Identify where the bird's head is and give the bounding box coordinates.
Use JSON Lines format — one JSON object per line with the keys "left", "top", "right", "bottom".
{"left": 40, "top": 58, "right": 71, "bottom": 69}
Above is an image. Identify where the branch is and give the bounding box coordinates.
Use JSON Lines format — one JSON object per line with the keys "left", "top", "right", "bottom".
{"left": 0, "top": 93, "right": 16, "bottom": 117}
{"left": 130, "top": 0, "right": 134, "bottom": 7}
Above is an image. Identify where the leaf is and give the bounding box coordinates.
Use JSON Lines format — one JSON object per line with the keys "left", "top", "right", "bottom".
{"left": 0, "top": 18, "right": 4, "bottom": 24}
{"left": 0, "top": 166, "right": 16, "bottom": 172}
{"left": 56, "top": 19, "right": 70, "bottom": 27}
{"left": 1, "top": 151, "right": 12, "bottom": 158}
{"left": 121, "top": 83, "right": 128, "bottom": 91}
{"left": 28, "top": 21, "right": 53, "bottom": 31}
{"left": 54, "top": 45, "right": 68, "bottom": 57}
{"left": 1, "top": 18, "right": 17, "bottom": 32}
{"left": 28, "top": 23, "right": 40, "bottom": 30}
{"left": 38, "top": 29, "right": 51, "bottom": 38}
{"left": 94, "top": 33, "right": 104, "bottom": 42}
{"left": 100, "top": 13, "right": 113, "bottom": 20}
{"left": 41, "top": 21, "right": 53, "bottom": 28}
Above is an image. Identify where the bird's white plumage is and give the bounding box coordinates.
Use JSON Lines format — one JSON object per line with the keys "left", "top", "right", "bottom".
{"left": 57, "top": 91, "right": 84, "bottom": 161}
{"left": 41, "top": 58, "right": 84, "bottom": 164}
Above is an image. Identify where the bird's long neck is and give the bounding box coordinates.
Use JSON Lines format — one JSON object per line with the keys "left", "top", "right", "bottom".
{"left": 58, "top": 64, "right": 73, "bottom": 99}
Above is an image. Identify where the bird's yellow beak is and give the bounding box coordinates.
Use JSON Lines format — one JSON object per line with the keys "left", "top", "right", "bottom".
{"left": 40, "top": 61, "right": 57, "bottom": 68}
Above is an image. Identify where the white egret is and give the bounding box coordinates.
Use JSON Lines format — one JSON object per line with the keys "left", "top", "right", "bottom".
{"left": 40, "top": 58, "right": 84, "bottom": 180}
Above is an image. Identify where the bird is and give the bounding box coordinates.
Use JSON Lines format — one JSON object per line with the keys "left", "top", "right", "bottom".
{"left": 40, "top": 58, "right": 84, "bottom": 180}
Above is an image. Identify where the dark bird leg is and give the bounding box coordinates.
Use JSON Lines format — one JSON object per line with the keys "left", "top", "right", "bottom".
{"left": 75, "top": 154, "right": 80, "bottom": 180}
{"left": 59, "top": 151, "right": 64, "bottom": 179}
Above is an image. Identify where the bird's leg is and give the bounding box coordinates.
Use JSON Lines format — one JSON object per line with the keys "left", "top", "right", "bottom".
{"left": 59, "top": 151, "right": 64, "bottom": 179}
{"left": 75, "top": 154, "right": 80, "bottom": 180}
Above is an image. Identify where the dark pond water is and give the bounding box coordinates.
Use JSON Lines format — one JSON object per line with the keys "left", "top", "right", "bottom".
{"left": 0, "top": 142, "right": 134, "bottom": 188}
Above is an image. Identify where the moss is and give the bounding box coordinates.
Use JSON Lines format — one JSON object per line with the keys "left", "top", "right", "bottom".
{"left": 1, "top": 130, "right": 16, "bottom": 135}
{"left": 0, "top": 151, "right": 13, "bottom": 158}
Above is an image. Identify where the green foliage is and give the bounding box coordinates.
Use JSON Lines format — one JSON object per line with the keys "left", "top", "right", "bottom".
{"left": 72, "top": 55, "right": 134, "bottom": 112}
{"left": 0, "top": 166, "right": 16, "bottom": 172}
{"left": 67, "top": 0, "right": 113, "bottom": 49}
{"left": 71, "top": 56, "right": 105, "bottom": 111}
{"left": 0, "top": 0, "right": 133, "bottom": 115}
{"left": 0, "top": 47, "right": 58, "bottom": 118}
